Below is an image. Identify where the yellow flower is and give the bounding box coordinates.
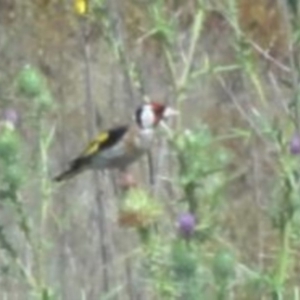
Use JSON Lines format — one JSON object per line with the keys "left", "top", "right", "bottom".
{"left": 74, "top": 0, "right": 88, "bottom": 15}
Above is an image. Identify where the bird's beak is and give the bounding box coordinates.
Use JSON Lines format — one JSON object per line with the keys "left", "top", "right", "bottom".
{"left": 160, "top": 107, "right": 179, "bottom": 137}
{"left": 163, "top": 107, "right": 179, "bottom": 119}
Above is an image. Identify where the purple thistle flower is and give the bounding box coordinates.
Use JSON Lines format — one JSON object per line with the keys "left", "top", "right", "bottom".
{"left": 290, "top": 133, "right": 300, "bottom": 155}
{"left": 177, "top": 212, "right": 196, "bottom": 238}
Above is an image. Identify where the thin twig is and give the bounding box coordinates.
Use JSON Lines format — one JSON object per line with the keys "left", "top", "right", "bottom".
{"left": 277, "top": 0, "right": 300, "bottom": 131}
{"left": 79, "top": 17, "right": 111, "bottom": 295}
{"left": 248, "top": 39, "right": 291, "bottom": 73}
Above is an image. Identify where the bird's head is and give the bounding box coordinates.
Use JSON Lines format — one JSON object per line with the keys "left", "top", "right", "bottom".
{"left": 135, "top": 102, "right": 178, "bottom": 129}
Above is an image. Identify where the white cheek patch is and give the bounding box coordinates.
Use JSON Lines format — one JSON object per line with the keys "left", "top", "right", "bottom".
{"left": 141, "top": 105, "right": 156, "bottom": 128}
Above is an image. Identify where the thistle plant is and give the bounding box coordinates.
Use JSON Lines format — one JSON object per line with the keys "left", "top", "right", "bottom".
{"left": 17, "top": 64, "right": 54, "bottom": 114}
{"left": 213, "top": 249, "right": 235, "bottom": 300}
{"left": 0, "top": 108, "right": 26, "bottom": 243}
{"left": 0, "top": 64, "right": 56, "bottom": 299}
{"left": 173, "top": 125, "right": 231, "bottom": 220}
{"left": 177, "top": 212, "right": 196, "bottom": 240}
{"left": 119, "top": 187, "right": 163, "bottom": 243}
{"left": 268, "top": 125, "right": 300, "bottom": 299}
{"left": 289, "top": 133, "right": 300, "bottom": 155}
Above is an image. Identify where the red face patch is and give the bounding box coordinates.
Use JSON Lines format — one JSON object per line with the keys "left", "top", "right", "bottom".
{"left": 150, "top": 102, "right": 166, "bottom": 124}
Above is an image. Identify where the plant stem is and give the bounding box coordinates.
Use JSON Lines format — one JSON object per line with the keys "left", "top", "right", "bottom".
{"left": 178, "top": 9, "right": 204, "bottom": 92}
{"left": 278, "top": 0, "right": 300, "bottom": 131}
{"left": 273, "top": 220, "right": 291, "bottom": 299}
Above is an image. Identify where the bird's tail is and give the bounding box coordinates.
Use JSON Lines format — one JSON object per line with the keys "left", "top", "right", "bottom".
{"left": 53, "top": 158, "right": 87, "bottom": 182}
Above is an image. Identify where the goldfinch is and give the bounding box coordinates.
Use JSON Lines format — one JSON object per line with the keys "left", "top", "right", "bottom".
{"left": 54, "top": 102, "right": 178, "bottom": 182}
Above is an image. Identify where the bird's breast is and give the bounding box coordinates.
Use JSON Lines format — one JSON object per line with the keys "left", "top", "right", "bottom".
{"left": 89, "top": 128, "right": 155, "bottom": 170}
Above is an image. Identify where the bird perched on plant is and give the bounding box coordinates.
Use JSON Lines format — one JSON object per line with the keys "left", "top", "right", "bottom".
{"left": 54, "top": 102, "right": 178, "bottom": 183}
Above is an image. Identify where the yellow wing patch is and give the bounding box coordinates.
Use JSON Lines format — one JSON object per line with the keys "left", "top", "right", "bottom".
{"left": 83, "top": 132, "right": 109, "bottom": 156}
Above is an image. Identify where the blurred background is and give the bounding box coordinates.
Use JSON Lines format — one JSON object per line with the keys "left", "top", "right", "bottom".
{"left": 1, "top": 0, "right": 300, "bottom": 299}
